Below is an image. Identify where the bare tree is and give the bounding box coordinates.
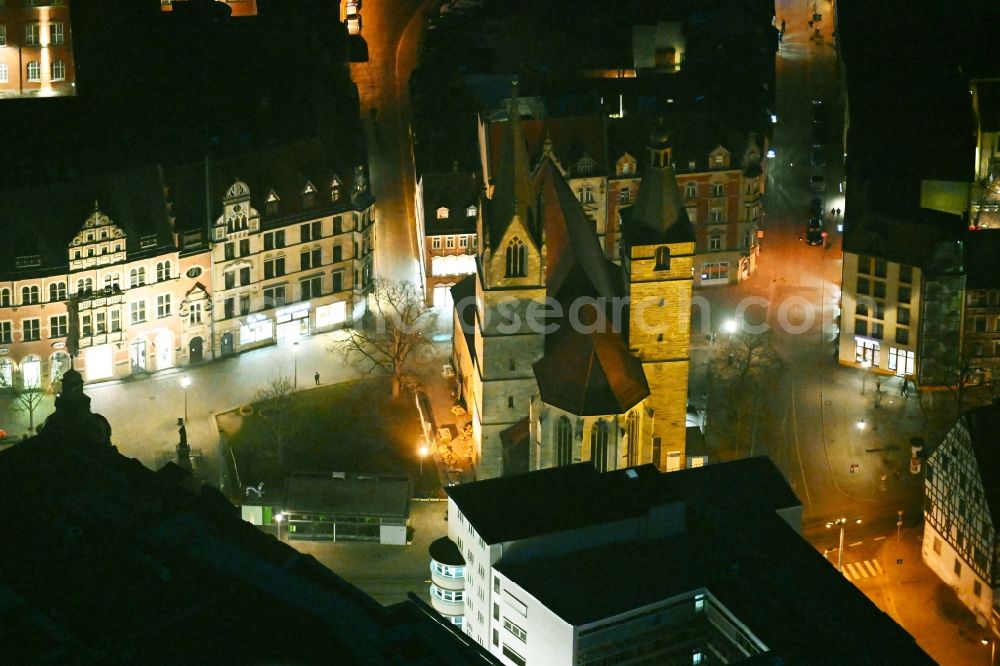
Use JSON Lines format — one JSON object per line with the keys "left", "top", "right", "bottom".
{"left": 970, "top": 174, "right": 1000, "bottom": 230}
{"left": 717, "top": 329, "right": 784, "bottom": 384}
{"left": 330, "top": 278, "right": 437, "bottom": 398}
{"left": 710, "top": 330, "right": 783, "bottom": 457}
{"left": 0, "top": 371, "right": 50, "bottom": 434}
{"left": 253, "top": 375, "right": 295, "bottom": 466}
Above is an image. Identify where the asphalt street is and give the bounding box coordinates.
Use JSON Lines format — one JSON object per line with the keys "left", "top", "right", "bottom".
{"left": 349, "top": 0, "right": 430, "bottom": 286}
{"left": 691, "top": 0, "right": 955, "bottom": 535}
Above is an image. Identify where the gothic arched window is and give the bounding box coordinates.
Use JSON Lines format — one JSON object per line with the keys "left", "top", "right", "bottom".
{"left": 505, "top": 237, "right": 525, "bottom": 277}
{"left": 557, "top": 416, "right": 573, "bottom": 467}
{"left": 591, "top": 420, "right": 610, "bottom": 473}
{"left": 626, "top": 411, "right": 639, "bottom": 468}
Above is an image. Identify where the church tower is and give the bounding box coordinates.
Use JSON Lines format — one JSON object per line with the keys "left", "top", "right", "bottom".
{"left": 471, "top": 83, "right": 548, "bottom": 479}
{"left": 620, "top": 125, "right": 694, "bottom": 471}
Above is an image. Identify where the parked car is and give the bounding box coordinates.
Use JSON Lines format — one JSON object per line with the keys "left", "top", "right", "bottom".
{"left": 810, "top": 145, "right": 826, "bottom": 168}
{"left": 346, "top": 4, "right": 361, "bottom": 34}
{"left": 810, "top": 175, "right": 825, "bottom": 192}
{"left": 805, "top": 218, "right": 825, "bottom": 245}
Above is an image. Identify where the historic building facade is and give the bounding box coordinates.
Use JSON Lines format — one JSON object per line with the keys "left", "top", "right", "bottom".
{"left": 609, "top": 129, "right": 764, "bottom": 286}
{"left": 0, "top": 0, "right": 76, "bottom": 98}
{"left": 0, "top": 140, "right": 374, "bottom": 390}
{"left": 923, "top": 403, "right": 1000, "bottom": 628}
{"left": 203, "top": 150, "right": 375, "bottom": 359}
{"left": 0, "top": 166, "right": 208, "bottom": 390}
{"left": 453, "top": 92, "right": 692, "bottom": 479}
{"left": 415, "top": 169, "right": 480, "bottom": 308}
{"left": 478, "top": 103, "right": 763, "bottom": 286}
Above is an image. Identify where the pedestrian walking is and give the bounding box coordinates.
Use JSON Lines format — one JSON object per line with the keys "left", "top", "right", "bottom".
{"left": 314, "top": 371, "right": 321, "bottom": 386}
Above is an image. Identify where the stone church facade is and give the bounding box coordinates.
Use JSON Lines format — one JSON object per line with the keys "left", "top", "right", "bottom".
{"left": 453, "top": 88, "right": 693, "bottom": 479}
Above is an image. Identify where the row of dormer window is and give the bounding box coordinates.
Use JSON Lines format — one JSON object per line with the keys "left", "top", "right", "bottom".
{"left": 436, "top": 206, "right": 477, "bottom": 220}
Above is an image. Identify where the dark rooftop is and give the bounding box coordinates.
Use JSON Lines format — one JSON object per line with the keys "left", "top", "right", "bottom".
{"left": 842, "top": 208, "right": 966, "bottom": 271}
{"left": 429, "top": 536, "right": 466, "bottom": 567}
{"left": 964, "top": 403, "right": 1000, "bottom": 528}
{"left": 838, "top": 0, "right": 975, "bottom": 221}
{"left": 451, "top": 274, "right": 478, "bottom": 366}
{"left": 284, "top": 472, "right": 410, "bottom": 519}
{"left": 964, "top": 230, "right": 1000, "bottom": 289}
{"left": 533, "top": 324, "right": 649, "bottom": 416}
{"left": 420, "top": 170, "right": 481, "bottom": 236}
{"left": 0, "top": 166, "right": 174, "bottom": 279}
{"left": 445, "top": 463, "right": 668, "bottom": 544}
{"left": 0, "top": 0, "right": 362, "bottom": 193}
{"left": 447, "top": 457, "right": 799, "bottom": 545}
{"left": 494, "top": 498, "right": 933, "bottom": 664}
{"left": 166, "top": 138, "right": 371, "bottom": 235}
{"left": 0, "top": 414, "right": 490, "bottom": 663}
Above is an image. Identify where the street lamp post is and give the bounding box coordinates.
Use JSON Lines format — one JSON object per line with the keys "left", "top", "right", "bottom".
{"left": 292, "top": 341, "right": 300, "bottom": 389}
{"left": 274, "top": 511, "right": 284, "bottom": 541}
{"left": 826, "top": 517, "right": 863, "bottom": 572}
{"left": 180, "top": 376, "right": 191, "bottom": 424}
{"left": 982, "top": 638, "right": 996, "bottom": 665}
{"left": 418, "top": 442, "right": 429, "bottom": 477}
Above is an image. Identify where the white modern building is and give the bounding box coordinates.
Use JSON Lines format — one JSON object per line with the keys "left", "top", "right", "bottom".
{"left": 431, "top": 458, "right": 931, "bottom": 664}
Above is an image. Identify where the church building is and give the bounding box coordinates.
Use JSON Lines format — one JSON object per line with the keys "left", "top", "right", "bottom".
{"left": 452, "top": 86, "right": 694, "bottom": 479}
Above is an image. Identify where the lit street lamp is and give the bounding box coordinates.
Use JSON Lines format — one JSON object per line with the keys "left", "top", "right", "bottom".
{"left": 722, "top": 318, "right": 739, "bottom": 335}
{"left": 292, "top": 341, "right": 301, "bottom": 389}
{"left": 856, "top": 418, "right": 866, "bottom": 431}
{"left": 826, "top": 517, "right": 862, "bottom": 572}
{"left": 180, "top": 375, "right": 191, "bottom": 424}
{"left": 981, "top": 638, "right": 995, "bottom": 665}
{"left": 418, "top": 442, "right": 429, "bottom": 477}
{"left": 274, "top": 511, "right": 284, "bottom": 541}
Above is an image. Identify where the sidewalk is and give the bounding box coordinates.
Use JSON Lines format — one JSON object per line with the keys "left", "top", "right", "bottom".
{"left": 415, "top": 339, "right": 477, "bottom": 489}
{"left": 875, "top": 526, "right": 990, "bottom": 665}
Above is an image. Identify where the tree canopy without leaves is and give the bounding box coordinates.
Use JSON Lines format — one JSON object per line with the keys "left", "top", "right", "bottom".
{"left": 716, "top": 329, "right": 783, "bottom": 385}
{"left": 253, "top": 374, "right": 295, "bottom": 467}
{"left": 330, "top": 279, "right": 437, "bottom": 397}
{"left": 1, "top": 371, "right": 50, "bottom": 434}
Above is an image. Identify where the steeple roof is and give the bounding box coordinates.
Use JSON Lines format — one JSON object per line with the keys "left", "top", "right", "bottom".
{"left": 534, "top": 157, "right": 623, "bottom": 302}
{"left": 622, "top": 126, "right": 694, "bottom": 246}
{"left": 486, "top": 81, "right": 538, "bottom": 249}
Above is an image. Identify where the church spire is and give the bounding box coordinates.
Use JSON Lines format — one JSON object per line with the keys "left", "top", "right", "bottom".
{"left": 624, "top": 120, "right": 693, "bottom": 245}
{"left": 488, "top": 78, "right": 536, "bottom": 248}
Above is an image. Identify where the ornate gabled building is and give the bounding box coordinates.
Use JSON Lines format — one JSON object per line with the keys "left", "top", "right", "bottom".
{"left": 168, "top": 139, "right": 375, "bottom": 359}
{"left": 0, "top": 139, "right": 374, "bottom": 394}
{"left": 0, "top": 165, "right": 209, "bottom": 389}
{"left": 453, "top": 89, "right": 693, "bottom": 479}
